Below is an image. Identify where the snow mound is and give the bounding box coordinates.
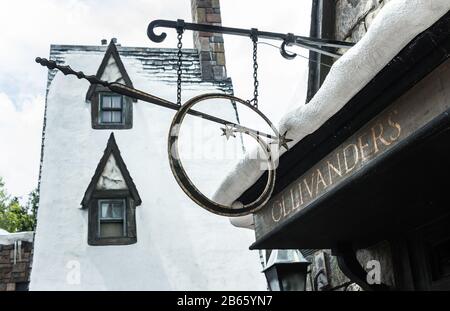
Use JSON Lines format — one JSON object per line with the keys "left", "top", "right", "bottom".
{"left": 0, "top": 231, "right": 34, "bottom": 245}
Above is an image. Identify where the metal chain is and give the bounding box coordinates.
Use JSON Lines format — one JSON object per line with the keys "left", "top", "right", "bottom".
{"left": 251, "top": 35, "right": 259, "bottom": 109}
{"left": 176, "top": 29, "right": 183, "bottom": 106}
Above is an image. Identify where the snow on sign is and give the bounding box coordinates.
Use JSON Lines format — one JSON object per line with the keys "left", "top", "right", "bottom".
{"left": 35, "top": 18, "right": 352, "bottom": 217}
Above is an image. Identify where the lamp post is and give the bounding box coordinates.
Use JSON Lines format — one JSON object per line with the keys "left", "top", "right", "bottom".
{"left": 262, "top": 249, "right": 311, "bottom": 291}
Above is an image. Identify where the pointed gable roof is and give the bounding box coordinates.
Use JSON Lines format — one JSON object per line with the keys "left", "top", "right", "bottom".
{"left": 81, "top": 133, "right": 142, "bottom": 208}
{"left": 86, "top": 40, "right": 134, "bottom": 101}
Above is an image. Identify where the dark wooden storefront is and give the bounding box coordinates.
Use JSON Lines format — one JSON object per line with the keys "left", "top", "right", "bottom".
{"left": 239, "top": 11, "right": 450, "bottom": 291}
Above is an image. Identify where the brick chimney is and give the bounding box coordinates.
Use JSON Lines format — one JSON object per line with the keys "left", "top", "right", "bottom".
{"left": 191, "top": 0, "right": 227, "bottom": 81}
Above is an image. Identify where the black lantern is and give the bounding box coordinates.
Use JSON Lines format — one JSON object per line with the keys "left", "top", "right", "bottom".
{"left": 262, "top": 250, "right": 311, "bottom": 291}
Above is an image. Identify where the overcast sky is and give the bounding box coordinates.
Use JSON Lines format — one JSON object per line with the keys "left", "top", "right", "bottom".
{"left": 0, "top": 0, "right": 311, "bottom": 199}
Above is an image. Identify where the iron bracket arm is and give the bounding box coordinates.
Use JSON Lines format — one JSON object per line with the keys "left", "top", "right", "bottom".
{"left": 147, "top": 19, "right": 354, "bottom": 59}
{"left": 35, "top": 57, "right": 276, "bottom": 141}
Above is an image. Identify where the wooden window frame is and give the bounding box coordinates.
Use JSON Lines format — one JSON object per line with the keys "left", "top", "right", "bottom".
{"left": 97, "top": 198, "right": 126, "bottom": 237}
{"left": 91, "top": 88, "right": 133, "bottom": 130}
{"left": 307, "top": 0, "right": 336, "bottom": 102}
{"left": 99, "top": 94, "right": 124, "bottom": 125}
{"left": 86, "top": 41, "right": 135, "bottom": 130}
{"left": 393, "top": 214, "right": 450, "bottom": 290}
{"left": 88, "top": 190, "right": 137, "bottom": 246}
{"left": 82, "top": 133, "right": 141, "bottom": 246}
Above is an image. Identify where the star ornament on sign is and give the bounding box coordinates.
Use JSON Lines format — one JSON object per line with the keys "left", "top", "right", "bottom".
{"left": 220, "top": 124, "right": 237, "bottom": 140}
{"left": 278, "top": 131, "right": 294, "bottom": 151}
{"left": 221, "top": 124, "right": 293, "bottom": 152}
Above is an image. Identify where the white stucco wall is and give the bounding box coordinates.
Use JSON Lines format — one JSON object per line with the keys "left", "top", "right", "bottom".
{"left": 30, "top": 50, "right": 266, "bottom": 290}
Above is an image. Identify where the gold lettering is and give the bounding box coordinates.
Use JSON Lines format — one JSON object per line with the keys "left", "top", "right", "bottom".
{"left": 327, "top": 153, "right": 342, "bottom": 185}
{"left": 303, "top": 173, "right": 315, "bottom": 199}
{"left": 271, "top": 200, "right": 283, "bottom": 222}
{"left": 298, "top": 182, "right": 304, "bottom": 205}
{"left": 290, "top": 187, "right": 301, "bottom": 211}
{"left": 316, "top": 169, "right": 328, "bottom": 194}
{"left": 282, "top": 195, "right": 291, "bottom": 217}
{"left": 358, "top": 134, "right": 371, "bottom": 162}
{"left": 388, "top": 110, "right": 402, "bottom": 141}
{"left": 343, "top": 143, "right": 359, "bottom": 173}
{"left": 371, "top": 123, "right": 391, "bottom": 153}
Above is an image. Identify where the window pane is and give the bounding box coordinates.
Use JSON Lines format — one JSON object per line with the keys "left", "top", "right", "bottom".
{"left": 100, "top": 222, "right": 124, "bottom": 237}
{"left": 112, "top": 111, "right": 122, "bottom": 123}
{"left": 111, "top": 203, "right": 124, "bottom": 218}
{"left": 101, "top": 111, "right": 111, "bottom": 123}
{"left": 101, "top": 96, "right": 112, "bottom": 109}
{"left": 101, "top": 202, "right": 111, "bottom": 218}
{"left": 111, "top": 96, "right": 122, "bottom": 109}
{"left": 100, "top": 201, "right": 124, "bottom": 219}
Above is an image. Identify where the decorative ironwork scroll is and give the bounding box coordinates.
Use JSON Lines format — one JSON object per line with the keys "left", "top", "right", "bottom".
{"left": 147, "top": 19, "right": 354, "bottom": 59}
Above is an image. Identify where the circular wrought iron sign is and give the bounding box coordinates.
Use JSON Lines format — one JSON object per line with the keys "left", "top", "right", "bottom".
{"left": 168, "top": 93, "right": 280, "bottom": 216}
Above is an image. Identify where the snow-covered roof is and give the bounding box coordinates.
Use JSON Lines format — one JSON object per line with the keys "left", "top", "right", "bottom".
{"left": 0, "top": 231, "right": 34, "bottom": 245}
{"left": 212, "top": 0, "right": 450, "bottom": 216}
{"left": 47, "top": 44, "right": 233, "bottom": 94}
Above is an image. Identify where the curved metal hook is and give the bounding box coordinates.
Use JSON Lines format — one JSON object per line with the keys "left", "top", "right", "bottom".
{"left": 147, "top": 19, "right": 168, "bottom": 43}
{"left": 280, "top": 40, "right": 297, "bottom": 60}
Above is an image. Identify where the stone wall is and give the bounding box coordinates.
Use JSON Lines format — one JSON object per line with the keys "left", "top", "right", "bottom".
{"left": 335, "top": 0, "right": 392, "bottom": 42}
{"left": 0, "top": 242, "right": 33, "bottom": 291}
{"left": 191, "top": 0, "right": 227, "bottom": 81}
{"left": 306, "top": 250, "right": 356, "bottom": 291}
{"left": 306, "top": 241, "right": 395, "bottom": 291}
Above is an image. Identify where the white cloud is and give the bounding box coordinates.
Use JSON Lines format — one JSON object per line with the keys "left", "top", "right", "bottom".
{"left": 0, "top": 93, "right": 44, "bottom": 198}
{"left": 0, "top": 0, "right": 192, "bottom": 102}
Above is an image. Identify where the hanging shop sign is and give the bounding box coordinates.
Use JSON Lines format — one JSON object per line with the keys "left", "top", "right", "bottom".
{"left": 35, "top": 19, "right": 353, "bottom": 217}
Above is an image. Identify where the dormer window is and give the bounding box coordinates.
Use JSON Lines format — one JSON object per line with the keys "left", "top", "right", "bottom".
{"left": 81, "top": 133, "right": 142, "bottom": 246}
{"left": 98, "top": 199, "right": 126, "bottom": 237}
{"left": 86, "top": 40, "right": 135, "bottom": 130}
{"left": 99, "top": 93, "right": 124, "bottom": 125}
